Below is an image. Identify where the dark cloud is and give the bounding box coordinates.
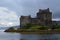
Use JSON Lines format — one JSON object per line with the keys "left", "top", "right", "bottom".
{"left": 0, "top": 0, "right": 60, "bottom": 19}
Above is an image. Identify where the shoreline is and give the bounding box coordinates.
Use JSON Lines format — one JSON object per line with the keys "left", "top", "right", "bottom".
{"left": 4, "top": 30, "right": 60, "bottom": 34}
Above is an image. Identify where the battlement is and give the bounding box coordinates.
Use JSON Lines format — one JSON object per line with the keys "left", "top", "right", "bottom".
{"left": 20, "top": 15, "right": 31, "bottom": 19}
{"left": 39, "top": 8, "right": 50, "bottom": 13}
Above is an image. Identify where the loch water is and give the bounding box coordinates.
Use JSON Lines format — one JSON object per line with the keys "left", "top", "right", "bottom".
{"left": 0, "top": 31, "right": 60, "bottom": 40}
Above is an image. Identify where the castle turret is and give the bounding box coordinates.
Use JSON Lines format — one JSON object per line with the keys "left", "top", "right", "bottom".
{"left": 37, "top": 8, "right": 52, "bottom": 25}
{"left": 20, "top": 15, "right": 31, "bottom": 28}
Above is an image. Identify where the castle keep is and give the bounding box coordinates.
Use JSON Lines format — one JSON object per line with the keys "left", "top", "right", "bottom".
{"left": 20, "top": 8, "right": 57, "bottom": 28}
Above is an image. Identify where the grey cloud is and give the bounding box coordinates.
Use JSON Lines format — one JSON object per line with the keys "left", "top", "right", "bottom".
{"left": 0, "top": 0, "right": 60, "bottom": 20}
{"left": 14, "top": 0, "right": 60, "bottom": 19}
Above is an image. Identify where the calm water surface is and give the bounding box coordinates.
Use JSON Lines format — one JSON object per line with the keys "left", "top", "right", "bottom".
{"left": 0, "top": 32, "right": 60, "bottom": 40}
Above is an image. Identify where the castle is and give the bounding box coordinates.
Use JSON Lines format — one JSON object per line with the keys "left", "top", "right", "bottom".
{"left": 20, "top": 8, "right": 57, "bottom": 28}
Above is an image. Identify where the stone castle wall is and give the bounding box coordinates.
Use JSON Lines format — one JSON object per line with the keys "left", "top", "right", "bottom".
{"left": 20, "top": 8, "right": 57, "bottom": 28}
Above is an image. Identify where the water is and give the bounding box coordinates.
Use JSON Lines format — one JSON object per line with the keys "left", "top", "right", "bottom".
{"left": 0, "top": 32, "right": 20, "bottom": 40}
{"left": 0, "top": 27, "right": 60, "bottom": 40}
{"left": 21, "top": 34, "right": 60, "bottom": 40}
{"left": 0, "top": 32, "right": 60, "bottom": 40}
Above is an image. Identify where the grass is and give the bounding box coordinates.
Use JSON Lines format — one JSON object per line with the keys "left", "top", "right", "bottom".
{"left": 4, "top": 29, "right": 60, "bottom": 34}
{"left": 4, "top": 25, "right": 60, "bottom": 34}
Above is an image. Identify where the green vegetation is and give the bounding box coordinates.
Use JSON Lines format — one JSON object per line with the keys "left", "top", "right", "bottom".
{"left": 4, "top": 23, "right": 60, "bottom": 33}
{"left": 21, "top": 24, "right": 31, "bottom": 29}
{"left": 51, "top": 25, "right": 60, "bottom": 30}
{"left": 4, "top": 27, "right": 17, "bottom": 32}
{"left": 21, "top": 23, "right": 60, "bottom": 30}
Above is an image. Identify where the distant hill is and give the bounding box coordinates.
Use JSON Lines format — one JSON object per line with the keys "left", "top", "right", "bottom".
{"left": 0, "top": 25, "right": 20, "bottom": 30}
{"left": 9, "top": 25, "right": 20, "bottom": 28}
{"left": 0, "top": 27, "right": 9, "bottom": 30}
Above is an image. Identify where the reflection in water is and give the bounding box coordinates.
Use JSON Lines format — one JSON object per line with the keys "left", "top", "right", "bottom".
{"left": 20, "top": 34, "right": 60, "bottom": 40}
{"left": 0, "top": 32, "right": 60, "bottom": 40}
{"left": 39, "top": 38, "right": 58, "bottom": 40}
{"left": 0, "top": 32, "right": 20, "bottom": 40}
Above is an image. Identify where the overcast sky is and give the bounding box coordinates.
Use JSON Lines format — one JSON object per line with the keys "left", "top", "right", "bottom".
{"left": 0, "top": 0, "right": 60, "bottom": 27}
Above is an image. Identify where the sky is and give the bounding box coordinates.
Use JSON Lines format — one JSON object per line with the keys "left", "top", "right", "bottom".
{"left": 0, "top": 0, "right": 60, "bottom": 27}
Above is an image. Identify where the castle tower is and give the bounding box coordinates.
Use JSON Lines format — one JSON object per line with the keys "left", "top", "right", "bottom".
{"left": 37, "top": 8, "right": 52, "bottom": 25}
{"left": 20, "top": 15, "right": 31, "bottom": 28}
